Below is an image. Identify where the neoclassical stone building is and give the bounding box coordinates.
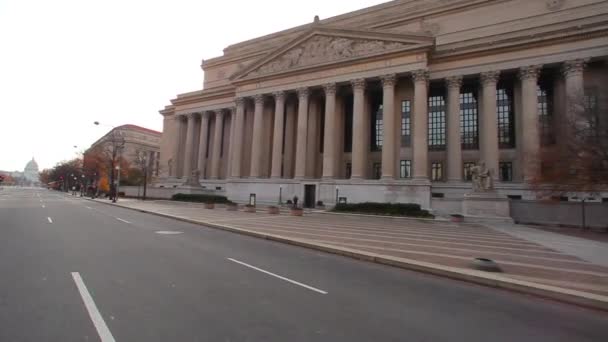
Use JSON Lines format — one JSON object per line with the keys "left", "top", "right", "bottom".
{"left": 158, "top": 0, "right": 608, "bottom": 211}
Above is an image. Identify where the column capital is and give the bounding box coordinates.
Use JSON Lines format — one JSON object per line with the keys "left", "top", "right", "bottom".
{"left": 323, "top": 83, "right": 337, "bottom": 96}
{"left": 201, "top": 111, "right": 211, "bottom": 119}
{"left": 297, "top": 87, "right": 309, "bottom": 99}
{"left": 518, "top": 65, "right": 542, "bottom": 81}
{"left": 186, "top": 112, "right": 197, "bottom": 120}
{"left": 380, "top": 74, "right": 397, "bottom": 87}
{"left": 273, "top": 91, "right": 286, "bottom": 102}
{"left": 480, "top": 70, "right": 500, "bottom": 86}
{"left": 215, "top": 110, "right": 225, "bottom": 117}
{"left": 446, "top": 76, "right": 463, "bottom": 89}
{"left": 411, "top": 69, "right": 429, "bottom": 83}
{"left": 253, "top": 94, "right": 265, "bottom": 105}
{"left": 235, "top": 97, "right": 245, "bottom": 107}
{"left": 351, "top": 78, "right": 366, "bottom": 91}
{"left": 562, "top": 59, "right": 587, "bottom": 77}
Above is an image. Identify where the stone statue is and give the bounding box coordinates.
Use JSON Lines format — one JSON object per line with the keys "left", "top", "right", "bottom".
{"left": 187, "top": 169, "right": 201, "bottom": 186}
{"left": 471, "top": 162, "right": 494, "bottom": 192}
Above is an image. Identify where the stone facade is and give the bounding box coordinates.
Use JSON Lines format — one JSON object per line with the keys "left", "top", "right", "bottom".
{"left": 157, "top": 0, "right": 608, "bottom": 212}
{"left": 90, "top": 125, "right": 162, "bottom": 176}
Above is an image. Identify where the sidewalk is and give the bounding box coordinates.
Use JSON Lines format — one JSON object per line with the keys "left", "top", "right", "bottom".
{"left": 92, "top": 197, "right": 608, "bottom": 309}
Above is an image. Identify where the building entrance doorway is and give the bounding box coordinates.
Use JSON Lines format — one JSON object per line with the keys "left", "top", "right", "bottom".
{"left": 304, "top": 185, "right": 316, "bottom": 208}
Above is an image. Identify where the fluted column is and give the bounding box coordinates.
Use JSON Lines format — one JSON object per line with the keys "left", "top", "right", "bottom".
{"left": 351, "top": 78, "right": 367, "bottom": 179}
{"left": 210, "top": 111, "right": 225, "bottom": 179}
{"left": 294, "top": 88, "right": 309, "bottom": 179}
{"left": 562, "top": 59, "right": 586, "bottom": 119}
{"left": 412, "top": 70, "right": 429, "bottom": 179}
{"left": 480, "top": 71, "right": 500, "bottom": 180}
{"left": 250, "top": 94, "right": 265, "bottom": 178}
{"left": 230, "top": 98, "right": 245, "bottom": 178}
{"left": 322, "top": 83, "right": 338, "bottom": 179}
{"left": 171, "top": 116, "right": 184, "bottom": 178}
{"left": 225, "top": 107, "right": 236, "bottom": 177}
{"left": 381, "top": 74, "right": 397, "bottom": 179}
{"left": 182, "top": 113, "right": 197, "bottom": 180}
{"left": 271, "top": 91, "right": 286, "bottom": 178}
{"left": 446, "top": 76, "right": 463, "bottom": 182}
{"left": 519, "top": 65, "right": 542, "bottom": 182}
{"left": 197, "top": 112, "right": 211, "bottom": 178}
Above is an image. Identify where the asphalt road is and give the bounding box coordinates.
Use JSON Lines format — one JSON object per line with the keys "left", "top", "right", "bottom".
{"left": 1, "top": 187, "right": 607, "bottom": 342}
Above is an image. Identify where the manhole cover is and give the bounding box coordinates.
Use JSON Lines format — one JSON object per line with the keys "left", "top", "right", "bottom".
{"left": 155, "top": 231, "right": 184, "bottom": 235}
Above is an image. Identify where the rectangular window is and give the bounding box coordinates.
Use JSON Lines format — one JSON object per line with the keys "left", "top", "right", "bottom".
{"left": 345, "top": 163, "right": 352, "bottom": 179}
{"left": 584, "top": 87, "right": 599, "bottom": 131}
{"left": 373, "top": 104, "right": 383, "bottom": 151}
{"left": 463, "top": 162, "right": 475, "bottom": 181}
{"left": 497, "top": 87, "right": 515, "bottom": 149}
{"left": 401, "top": 100, "right": 411, "bottom": 147}
{"left": 538, "top": 82, "right": 555, "bottom": 145}
{"left": 373, "top": 162, "right": 382, "bottom": 180}
{"left": 344, "top": 95, "right": 353, "bottom": 153}
{"left": 400, "top": 160, "right": 411, "bottom": 179}
{"left": 499, "top": 162, "right": 513, "bottom": 182}
{"left": 431, "top": 162, "right": 443, "bottom": 181}
{"left": 460, "top": 88, "right": 479, "bottom": 150}
{"left": 428, "top": 94, "right": 446, "bottom": 150}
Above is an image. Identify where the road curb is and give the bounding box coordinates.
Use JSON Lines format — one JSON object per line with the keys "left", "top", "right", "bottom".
{"left": 87, "top": 198, "right": 608, "bottom": 312}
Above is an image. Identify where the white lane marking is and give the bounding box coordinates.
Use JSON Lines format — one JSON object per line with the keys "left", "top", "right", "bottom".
{"left": 71, "top": 272, "right": 116, "bottom": 342}
{"left": 85, "top": 206, "right": 93, "bottom": 210}
{"left": 47, "top": 217, "right": 53, "bottom": 223}
{"left": 227, "top": 258, "right": 328, "bottom": 295}
{"left": 42, "top": 205, "right": 46, "bottom": 208}
{"left": 155, "top": 231, "right": 184, "bottom": 235}
{"left": 116, "top": 218, "right": 131, "bottom": 224}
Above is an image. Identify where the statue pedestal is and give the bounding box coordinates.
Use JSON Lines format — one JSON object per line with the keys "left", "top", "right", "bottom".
{"left": 462, "top": 191, "right": 512, "bottom": 222}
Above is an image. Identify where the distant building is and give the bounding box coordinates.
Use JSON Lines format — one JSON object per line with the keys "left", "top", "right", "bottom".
{"left": 23, "top": 158, "right": 39, "bottom": 183}
{"left": 89, "top": 125, "right": 162, "bottom": 176}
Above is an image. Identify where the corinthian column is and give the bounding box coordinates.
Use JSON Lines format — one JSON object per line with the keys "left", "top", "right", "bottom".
{"left": 210, "top": 111, "right": 225, "bottom": 179}
{"left": 182, "top": 113, "right": 197, "bottom": 181}
{"left": 197, "top": 112, "right": 210, "bottom": 178}
{"left": 271, "top": 91, "right": 286, "bottom": 179}
{"left": 171, "top": 116, "right": 184, "bottom": 178}
{"left": 249, "top": 95, "right": 265, "bottom": 178}
{"left": 446, "top": 76, "right": 463, "bottom": 182}
{"left": 380, "top": 74, "right": 397, "bottom": 179}
{"left": 562, "top": 59, "right": 587, "bottom": 119}
{"left": 231, "top": 98, "right": 245, "bottom": 178}
{"left": 294, "top": 88, "right": 309, "bottom": 179}
{"left": 519, "top": 65, "right": 542, "bottom": 182}
{"left": 412, "top": 70, "right": 429, "bottom": 179}
{"left": 322, "top": 83, "right": 338, "bottom": 179}
{"left": 480, "top": 70, "right": 500, "bottom": 180}
{"left": 351, "top": 78, "right": 367, "bottom": 179}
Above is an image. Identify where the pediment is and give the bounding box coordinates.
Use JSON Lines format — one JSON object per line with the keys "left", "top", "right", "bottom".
{"left": 232, "top": 27, "right": 434, "bottom": 81}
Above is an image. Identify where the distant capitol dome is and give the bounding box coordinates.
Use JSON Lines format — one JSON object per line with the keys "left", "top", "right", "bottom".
{"left": 24, "top": 157, "right": 39, "bottom": 183}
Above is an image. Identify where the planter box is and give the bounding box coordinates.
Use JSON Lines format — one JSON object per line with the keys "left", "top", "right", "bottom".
{"left": 204, "top": 203, "right": 215, "bottom": 210}
{"left": 290, "top": 208, "right": 304, "bottom": 217}
{"left": 267, "top": 206, "right": 280, "bottom": 215}
{"left": 450, "top": 214, "right": 464, "bottom": 223}
{"left": 226, "top": 204, "right": 238, "bottom": 211}
{"left": 244, "top": 206, "right": 256, "bottom": 213}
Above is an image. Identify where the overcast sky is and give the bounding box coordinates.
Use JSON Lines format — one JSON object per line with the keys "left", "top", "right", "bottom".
{"left": 0, "top": 0, "right": 388, "bottom": 171}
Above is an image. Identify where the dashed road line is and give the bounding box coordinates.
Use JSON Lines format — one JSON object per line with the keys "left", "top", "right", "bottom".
{"left": 116, "top": 218, "right": 131, "bottom": 224}
{"left": 71, "top": 272, "right": 116, "bottom": 342}
{"left": 227, "top": 258, "right": 328, "bottom": 295}
{"left": 47, "top": 217, "right": 53, "bottom": 223}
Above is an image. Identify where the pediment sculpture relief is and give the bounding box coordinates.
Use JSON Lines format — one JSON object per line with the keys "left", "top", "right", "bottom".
{"left": 247, "top": 35, "right": 410, "bottom": 77}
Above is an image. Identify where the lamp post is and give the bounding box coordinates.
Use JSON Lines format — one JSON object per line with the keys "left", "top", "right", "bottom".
{"left": 114, "top": 165, "right": 121, "bottom": 203}
{"left": 335, "top": 185, "right": 339, "bottom": 205}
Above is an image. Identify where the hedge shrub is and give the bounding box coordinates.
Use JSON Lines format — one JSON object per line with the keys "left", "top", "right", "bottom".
{"left": 171, "top": 193, "right": 231, "bottom": 204}
{"left": 332, "top": 202, "right": 434, "bottom": 218}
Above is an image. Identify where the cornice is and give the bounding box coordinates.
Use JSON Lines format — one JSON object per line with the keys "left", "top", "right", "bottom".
{"left": 170, "top": 85, "right": 236, "bottom": 107}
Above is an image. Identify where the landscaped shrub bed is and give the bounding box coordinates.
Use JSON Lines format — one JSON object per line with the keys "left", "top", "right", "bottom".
{"left": 171, "top": 193, "right": 231, "bottom": 204}
{"left": 332, "top": 202, "right": 434, "bottom": 218}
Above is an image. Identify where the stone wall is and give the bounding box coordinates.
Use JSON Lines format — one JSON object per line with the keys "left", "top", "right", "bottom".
{"left": 511, "top": 200, "right": 608, "bottom": 229}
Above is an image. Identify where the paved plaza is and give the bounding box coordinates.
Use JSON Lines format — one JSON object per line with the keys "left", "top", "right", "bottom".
{"left": 96, "top": 198, "right": 608, "bottom": 300}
